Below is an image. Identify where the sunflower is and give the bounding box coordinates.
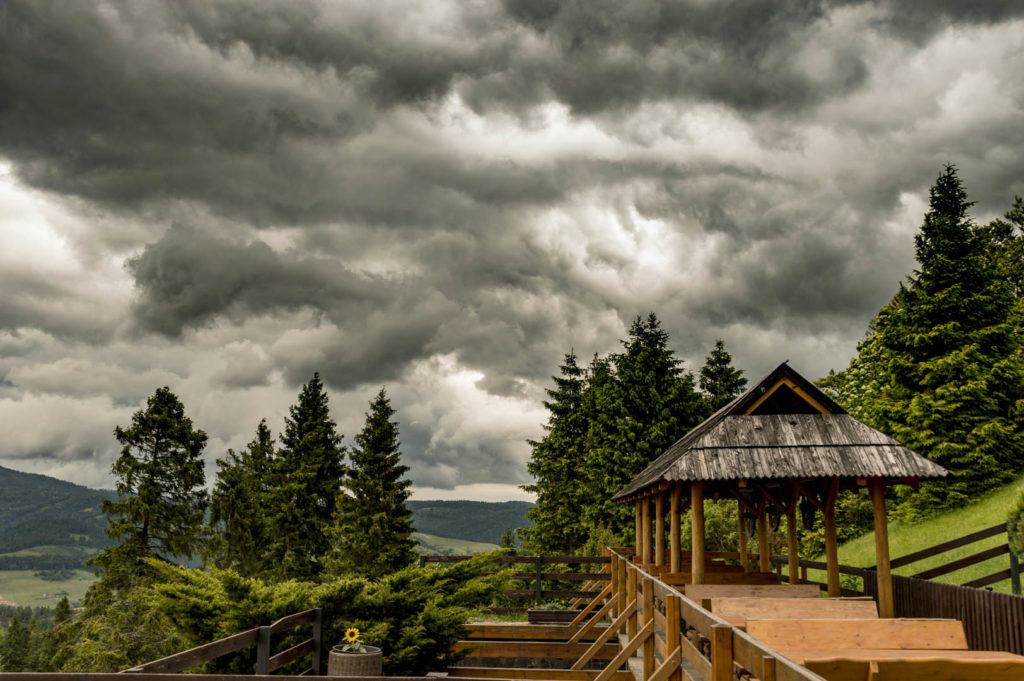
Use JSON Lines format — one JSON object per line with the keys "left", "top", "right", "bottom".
{"left": 345, "top": 628, "right": 360, "bottom": 643}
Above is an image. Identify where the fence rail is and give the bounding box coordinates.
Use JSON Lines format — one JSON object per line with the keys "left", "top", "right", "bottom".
{"left": 122, "top": 609, "right": 322, "bottom": 676}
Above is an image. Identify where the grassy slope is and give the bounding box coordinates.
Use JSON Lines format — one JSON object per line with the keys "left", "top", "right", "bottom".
{"left": 0, "top": 569, "right": 95, "bottom": 607}
{"left": 808, "top": 475, "right": 1024, "bottom": 594}
{"left": 414, "top": 532, "right": 498, "bottom": 555}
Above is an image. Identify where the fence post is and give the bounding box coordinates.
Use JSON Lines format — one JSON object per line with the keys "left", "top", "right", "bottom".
{"left": 711, "top": 624, "right": 733, "bottom": 681}
{"left": 1009, "top": 529, "right": 1021, "bottom": 596}
{"left": 535, "top": 555, "right": 543, "bottom": 605}
{"left": 642, "top": 577, "right": 655, "bottom": 681}
{"left": 311, "top": 607, "right": 323, "bottom": 675}
{"left": 419, "top": 554, "right": 427, "bottom": 568}
{"left": 256, "top": 625, "right": 271, "bottom": 675}
{"left": 627, "top": 562, "right": 638, "bottom": 639}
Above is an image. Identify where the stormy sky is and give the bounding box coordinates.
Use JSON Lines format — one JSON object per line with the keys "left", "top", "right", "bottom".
{"left": 1, "top": 0, "right": 1022, "bottom": 500}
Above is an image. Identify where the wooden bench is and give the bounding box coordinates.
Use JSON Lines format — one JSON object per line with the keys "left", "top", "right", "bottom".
{"left": 708, "top": 597, "right": 877, "bottom": 628}
{"left": 802, "top": 652, "right": 1024, "bottom": 681}
{"left": 745, "top": 617, "right": 969, "bottom": 654}
{"left": 662, "top": 571, "right": 780, "bottom": 586}
{"left": 683, "top": 583, "right": 821, "bottom": 602}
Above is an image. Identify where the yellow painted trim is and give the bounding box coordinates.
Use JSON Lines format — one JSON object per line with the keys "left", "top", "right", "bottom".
{"left": 743, "top": 377, "right": 830, "bottom": 415}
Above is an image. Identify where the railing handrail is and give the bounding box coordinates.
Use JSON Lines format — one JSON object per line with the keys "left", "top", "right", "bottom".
{"left": 122, "top": 608, "right": 322, "bottom": 676}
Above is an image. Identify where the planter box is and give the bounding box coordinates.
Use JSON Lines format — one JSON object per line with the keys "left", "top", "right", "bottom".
{"left": 327, "top": 645, "right": 382, "bottom": 676}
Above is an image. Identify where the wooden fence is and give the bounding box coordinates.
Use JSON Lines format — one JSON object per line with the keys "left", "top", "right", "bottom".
{"left": 122, "top": 608, "right": 322, "bottom": 676}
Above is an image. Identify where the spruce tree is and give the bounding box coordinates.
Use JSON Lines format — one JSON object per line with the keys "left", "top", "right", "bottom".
{"left": 699, "top": 340, "right": 747, "bottom": 413}
{"left": 207, "top": 419, "right": 275, "bottom": 577}
{"left": 93, "top": 387, "right": 208, "bottom": 579}
{"left": 583, "top": 314, "right": 704, "bottom": 536}
{"left": 840, "top": 167, "right": 1024, "bottom": 515}
{"left": 0, "top": 612, "right": 28, "bottom": 671}
{"left": 329, "top": 388, "right": 417, "bottom": 579}
{"left": 521, "top": 351, "right": 591, "bottom": 554}
{"left": 266, "top": 373, "right": 346, "bottom": 581}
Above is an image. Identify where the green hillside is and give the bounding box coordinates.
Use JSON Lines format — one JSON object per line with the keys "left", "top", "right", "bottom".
{"left": 809, "top": 475, "right": 1024, "bottom": 594}
{"left": 413, "top": 532, "right": 499, "bottom": 556}
{"left": 408, "top": 500, "right": 533, "bottom": 544}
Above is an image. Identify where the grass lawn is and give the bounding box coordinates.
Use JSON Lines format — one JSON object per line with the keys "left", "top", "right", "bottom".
{"left": 414, "top": 532, "right": 499, "bottom": 555}
{"left": 804, "top": 475, "right": 1024, "bottom": 594}
{"left": 0, "top": 568, "right": 96, "bottom": 607}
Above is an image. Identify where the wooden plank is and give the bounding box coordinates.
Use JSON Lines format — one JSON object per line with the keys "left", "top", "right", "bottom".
{"left": 889, "top": 523, "right": 1007, "bottom": 569}
{"left": 679, "top": 635, "right": 712, "bottom": 681}
{"left": 863, "top": 658, "right": 1024, "bottom": 681}
{"left": 267, "top": 639, "right": 313, "bottom": 673}
{"left": 512, "top": 572, "right": 611, "bottom": 581}
{"left": 569, "top": 595, "right": 618, "bottom": 645}
{"left": 467, "top": 623, "right": 607, "bottom": 641}
{"left": 684, "top": 584, "right": 820, "bottom": 602}
{"left": 711, "top": 625, "right": 733, "bottom": 681}
{"left": 913, "top": 544, "right": 1009, "bottom": 580}
{"left": 269, "top": 609, "right": 316, "bottom": 634}
{"left": 448, "top": 667, "right": 634, "bottom": 681}
{"left": 128, "top": 628, "right": 260, "bottom": 673}
{"left": 962, "top": 568, "right": 1013, "bottom": 588}
{"left": 649, "top": 648, "right": 681, "bottom": 681}
{"left": 571, "top": 600, "right": 636, "bottom": 669}
{"left": 745, "top": 618, "right": 968, "bottom": 653}
{"left": 591, "top": 620, "right": 653, "bottom": 681}
{"left": 453, "top": 641, "right": 618, "bottom": 660}
{"left": 508, "top": 590, "right": 599, "bottom": 599}
{"left": 570, "top": 584, "right": 613, "bottom": 628}
{"left": 662, "top": 571, "right": 778, "bottom": 586}
{"left": 709, "top": 597, "right": 877, "bottom": 627}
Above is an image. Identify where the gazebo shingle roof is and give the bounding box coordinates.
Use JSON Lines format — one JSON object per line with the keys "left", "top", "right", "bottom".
{"left": 613, "top": 363, "right": 947, "bottom": 501}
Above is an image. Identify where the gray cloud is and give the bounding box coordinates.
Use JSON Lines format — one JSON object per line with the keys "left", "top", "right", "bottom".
{"left": 1, "top": 0, "right": 1023, "bottom": 495}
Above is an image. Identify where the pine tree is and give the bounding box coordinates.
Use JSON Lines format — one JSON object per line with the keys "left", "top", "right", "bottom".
{"left": 699, "top": 340, "right": 747, "bottom": 413}
{"left": 328, "top": 388, "right": 417, "bottom": 579}
{"left": 207, "top": 419, "right": 275, "bottom": 577}
{"left": 0, "top": 612, "right": 29, "bottom": 671}
{"left": 93, "top": 387, "right": 208, "bottom": 580}
{"left": 521, "top": 351, "right": 591, "bottom": 554}
{"left": 847, "top": 167, "right": 1024, "bottom": 516}
{"left": 583, "top": 314, "right": 704, "bottom": 536}
{"left": 266, "top": 373, "right": 346, "bottom": 581}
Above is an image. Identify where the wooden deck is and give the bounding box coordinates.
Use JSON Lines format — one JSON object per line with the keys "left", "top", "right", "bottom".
{"left": 449, "top": 549, "right": 1024, "bottom": 681}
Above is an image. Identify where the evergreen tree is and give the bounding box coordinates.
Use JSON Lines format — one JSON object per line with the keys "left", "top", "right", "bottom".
{"left": 207, "top": 419, "right": 275, "bottom": 577}
{"left": 0, "top": 612, "right": 29, "bottom": 671}
{"left": 835, "top": 167, "right": 1024, "bottom": 516}
{"left": 266, "top": 373, "right": 346, "bottom": 581}
{"left": 93, "top": 387, "right": 208, "bottom": 580}
{"left": 583, "top": 314, "right": 704, "bottom": 536}
{"left": 329, "top": 388, "right": 416, "bottom": 579}
{"left": 699, "top": 340, "right": 747, "bottom": 413}
{"left": 521, "top": 351, "right": 591, "bottom": 554}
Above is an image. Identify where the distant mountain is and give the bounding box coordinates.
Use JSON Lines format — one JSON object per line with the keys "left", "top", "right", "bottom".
{"left": 407, "top": 500, "right": 533, "bottom": 545}
{"left": 0, "top": 465, "right": 114, "bottom": 556}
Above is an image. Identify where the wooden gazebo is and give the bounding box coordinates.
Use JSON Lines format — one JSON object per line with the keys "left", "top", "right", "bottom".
{"left": 612, "top": 362, "right": 947, "bottom": 618}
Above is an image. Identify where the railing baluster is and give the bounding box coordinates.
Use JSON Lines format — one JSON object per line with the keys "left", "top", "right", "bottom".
{"left": 255, "top": 625, "right": 271, "bottom": 675}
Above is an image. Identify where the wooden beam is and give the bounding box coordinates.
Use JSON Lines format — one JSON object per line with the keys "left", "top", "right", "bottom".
{"left": 591, "top": 620, "right": 653, "bottom": 681}
{"left": 568, "top": 584, "right": 612, "bottom": 628}
{"left": 870, "top": 477, "right": 894, "bottom": 618}
{"left": 670, "top": 482, "right": 681, "bottom": 573}
{"left": 655, "top": 490, "right": 665, "bottom": 567}
{"left": 737, "top": 498, "right": 749, "bottom": 573}
{"left": 711, "top": 624, "right": 733, "bottom": 681}
{"left": 691, "top": 482, "right": 706, "bottom": 585}
{"left": 635, "top": 500, "right": 642, "bottom": 556}
{"left": 823, "top": 477, "right": 841, "bottom": 598}
{"left": 757, "top": 493, "right": 770, "bottom": 573}
{"left": 642, "top": 495, "right": 652, "bottom": 565}
{"left": 570, "top": 600, "right": 637, "bottom": 670}
{"left": 787, "top": 487, "right": 800, "bottom": 584}
{"left": 568, "top": 596, "right": 617, "bottom": 645}
{"left": 626, "top": 562, "right": 638, "bottom": 639}
{"left": 665, "top": 595, "right": 682, "bottom": 681}
{"left": 642, "top": 577, "right": 655, "bottom": 681}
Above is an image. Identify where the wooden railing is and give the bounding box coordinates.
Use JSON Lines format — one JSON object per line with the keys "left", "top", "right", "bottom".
{"left": 122, "top": 608, "right": 322, "bottom": 675}
{"left": 600, "top": 549, "right": 825, "bottom": 681}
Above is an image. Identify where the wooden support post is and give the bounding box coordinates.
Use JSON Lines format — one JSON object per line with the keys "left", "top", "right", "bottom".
{"left": 617, "top": 555, "right": 628, "bottom": 615}
{"left": 670, "top": 482, "right": 681, "bottom": 573}
{"left": 655, "top": 491, "right": 665, "bottom": 567}
{"left": 635, "top": 500, "right": 643, "bottom": 558}
{"left": 256, "top": 625, "right": 271, "bottom": 675}
{"left": 870, "top": 477, "right": 894, "bottom": 618}
{"left": 711, "top": 624, "right": 733, "bottom": 681}
{"left": 311, "top": 607, "right": 323, "bottom": 675}
{"left": 642, "top": 495, "right": 652, "bottom": 565}
{"left": 824, "top": 478, "right": 841, "bottom": 598}
{"left": 757, "top": 494, "right": 770, "bottom": 573}
{"left": 787, "top": 493, "right": 799, "bottom": 585}
{"left": 536, "top": 555, "right": 544, "bottom": 605}
{"left": 665, "top": 595, "right": 682, "bottom": 681}
{"left": 609, "top": 553, "right": 618, "bottom": 617}
{"left": 691, "top": 482, "right": 705, "bottom": 585}
{"left": 761, "top": 655, "right": 777, "bottom": 681}
{"left": 737, "top": 499, "right": 749, "bottom": 573}
{"left": 627, "top": 562, "right": 638, "bottom": 639}
{"left": 642, "top": 577, "right": 655, "bottom": 681}
{"left": 1010, "top": 527, "right": 1022, "bottom": 596}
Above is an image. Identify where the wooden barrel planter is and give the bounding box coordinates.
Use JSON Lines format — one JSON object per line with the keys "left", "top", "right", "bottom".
{"left": 327, "top": 645, "right": 383, "bottom": 676}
